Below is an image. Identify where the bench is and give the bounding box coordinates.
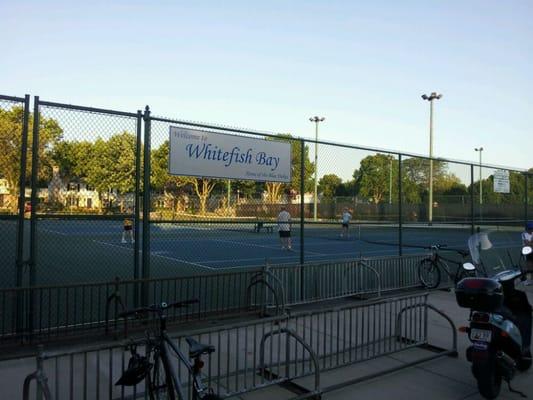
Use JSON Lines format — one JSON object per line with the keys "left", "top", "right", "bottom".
{"left": 254, "top": 222, "right": 276, "bottom": 233}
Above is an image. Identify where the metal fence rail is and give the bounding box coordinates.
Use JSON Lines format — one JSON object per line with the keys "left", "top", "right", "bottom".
{"left": 22, "top": 292, "right": 458, "bottom": 400}
{"left": 1, "top": 254, "right": 430, "bottom": 344}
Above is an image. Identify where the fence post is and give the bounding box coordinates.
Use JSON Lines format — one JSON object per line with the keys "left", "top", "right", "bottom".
{"left": 142, "top": 106, "right": 151, "bottom": 306}
{"left": 470, "top": 164, "right": 475, "bottom": 235}
{"left": 15, "top": 95, "right": 30, "bottom": 335}
{"left": 299, "top": 139, "right": 305, "bottom": 301}
{"left": 525, "top": 173, "right": 528, "bottom": 228}
{"left": 16, "top": 95, "right": 31, "bottom": 286}
{"left": 27, "top": 96, "right": 41, "bottom": 341}
{"left": 398, "top": 154, "right": 402, "bottom": 256}
{"left": 134, "top": 110, "right": 142, "bottom": 307}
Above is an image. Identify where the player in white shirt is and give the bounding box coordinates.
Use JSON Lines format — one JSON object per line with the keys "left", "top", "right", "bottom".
{"left": 340, "top": 208, "right": 352, "bottom": 238}
{"left": 277, "top": 206, "right": 292, "bottom": 250}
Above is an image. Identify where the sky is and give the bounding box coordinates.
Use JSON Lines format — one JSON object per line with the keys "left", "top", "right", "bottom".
{"left": 1, "top": 0, "right": 532, "bottom": 177}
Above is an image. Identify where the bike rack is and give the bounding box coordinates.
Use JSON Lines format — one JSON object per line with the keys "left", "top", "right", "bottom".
{"left": 104, "top": 277, "right": 127, "bottom": 338}
{"left": 22, "top": 345, "right": 52, "bottom": 400}
{"left": 342, "top": 258, "right": 382, "bottom": 298}
{"left": 312, "top": 301, "right": 459, "bottom": 398}
{"left": 258, "top": 327, "right": 321, "bottom": 399}
{"left": 395, "top": 302, "right": 458, "bottom": 357}
{"left": 245, "top": 262, "right": 287, "bottom": 316}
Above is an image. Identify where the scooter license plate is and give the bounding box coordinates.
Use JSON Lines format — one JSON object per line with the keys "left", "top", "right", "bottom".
{"left": 470, "top": 328, "right": 492, "bottom": 342}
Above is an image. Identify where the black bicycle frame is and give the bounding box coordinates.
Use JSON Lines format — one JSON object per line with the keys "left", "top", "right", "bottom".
{"left": 161, "top": 331, "right": 206, "bottom": 400}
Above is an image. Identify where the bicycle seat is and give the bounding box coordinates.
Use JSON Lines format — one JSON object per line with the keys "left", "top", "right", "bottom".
{"left": 186, "top": 337, "right": 215, "bottom": 358}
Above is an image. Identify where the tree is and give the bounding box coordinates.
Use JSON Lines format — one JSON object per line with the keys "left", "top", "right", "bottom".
{"left": 85, "top": 132, "right": 137, "bottom": 196}
{"left": 183, "top": 177, "right": 218, "bottom": 214}
{"left": 318, "top": 174, "right": 342, "bottom": 199}
{"left": 151, "top": 140, "right": 187, "bottom": 212}
{"left": 0, "top": 106, "right": 63, "bottom": 210}
{"left": 263, "top": 134, "right": 315, "bottom": 202}
{"left": 264, "top": 182, "right": 284, "bottom": 203}
{"left": 400, "top": 158, "right": 467, "bottom": 204}
{"left": 233, "top": 180, "right": 259, "bottom": 199}
{"left": 474, "top": 171, "right": 528, "bottom": 205}
{"left": 402, "top": 158, "right": 448, "bottom": 187}
{"left": 52, "top": 140, "right": 94, "bottom": 181}
{"left": 355, "top": 154, "right": 398, "bottom": 204}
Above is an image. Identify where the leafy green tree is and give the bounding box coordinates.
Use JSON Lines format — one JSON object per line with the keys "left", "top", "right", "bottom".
{"left": 264, "top": 134, "right": 315, "bottom": 202}
{"left": 233, "top": 180, "right": 260, "bottom": 199}
{"left": 85, "top": 132, "right": 137, "bottom": 195}
{"left": 354, "top": 154, "right": 398, "bottom": 204}
{"left": 0, "top": 106, "right": 63, "bottom": 210}
{"left": 474, "top": 171, "right": 528, "bottom": 205}
{"left": 401, "top": 158, "right": 466, "bottom": 204}
{"left": 52, "top": 140, "right": 94, "bottom": 181}
{"left": 318, "top": 174, "right": 342, "bottom": 199}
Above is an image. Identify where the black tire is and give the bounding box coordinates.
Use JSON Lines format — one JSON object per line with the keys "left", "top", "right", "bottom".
{"left": 517, "top": 348, "right": 532, "bottom": 371}
{"left": 473, "top": 359, "right": 502, "bottom": 399}
{"left": 418, "top": 259, "right": 441, "bottom": 289}
{"left": 149, "top": 351, "right": 175, "bottom": 400}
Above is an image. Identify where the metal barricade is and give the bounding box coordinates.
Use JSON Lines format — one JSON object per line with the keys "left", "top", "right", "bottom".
{"left": 21, "top": 292, "right": 458, "bottom": 400}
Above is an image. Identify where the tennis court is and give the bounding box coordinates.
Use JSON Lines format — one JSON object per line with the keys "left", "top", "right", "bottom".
{"left": 0, "top": 217, "right": 524, "bottom": 288}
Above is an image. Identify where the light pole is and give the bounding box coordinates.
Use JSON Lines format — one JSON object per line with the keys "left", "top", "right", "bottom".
{"left": 421, "top": 92, "right": 442, "bottom": 225}
{"left": 475, "top": 147, "right": 484, "bottom": 206}
{"left": 309, "top": 116, "right": 325, "bottom": 221}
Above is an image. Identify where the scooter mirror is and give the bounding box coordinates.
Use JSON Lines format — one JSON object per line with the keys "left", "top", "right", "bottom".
{"left": 463, "top": 262, "right": 476, "bottom": 271}
{"left": 522, "top": 246, "right": 532, "bottom": 256}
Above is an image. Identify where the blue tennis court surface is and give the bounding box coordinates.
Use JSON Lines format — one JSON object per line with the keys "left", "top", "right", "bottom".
{"left": 0, "top": 218, "right": 523, "bottom": 287}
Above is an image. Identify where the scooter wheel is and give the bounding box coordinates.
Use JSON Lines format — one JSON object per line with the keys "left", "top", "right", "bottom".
{"left": 473, "top": 357, "right": 502, "bottom": 399}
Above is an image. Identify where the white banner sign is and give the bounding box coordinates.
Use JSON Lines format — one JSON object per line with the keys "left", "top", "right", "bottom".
{"left": 168, "top": 127, "right": 292, "bottom": 182}
{"left": 493, "top": 169, "right": 510, "bottom": 193}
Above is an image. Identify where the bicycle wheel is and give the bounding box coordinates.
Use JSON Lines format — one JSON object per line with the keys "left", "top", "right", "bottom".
{"left": 418, "top": 258, "right": 441, "bottom": 289}
{"left": 149, "top": 350, "right": 176, "bottom": 400}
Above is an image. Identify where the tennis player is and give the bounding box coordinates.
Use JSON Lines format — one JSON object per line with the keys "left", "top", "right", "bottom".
{"left": 122, "top": 209, "right": 134, "bottom": 243}
{"left": 340, "top": 208, "right": 352, "bottom": 238}
{"left": 277, "top": 206, "right": 292, "bottom": 250}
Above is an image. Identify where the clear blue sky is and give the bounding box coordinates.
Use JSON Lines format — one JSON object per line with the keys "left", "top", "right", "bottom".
{"left": 2, "top": 0, "right": 532, "bottom": 176}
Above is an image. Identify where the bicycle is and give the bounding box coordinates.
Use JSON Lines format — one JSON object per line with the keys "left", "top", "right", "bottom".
{"left": 116, "top": 299, "right": 221, "bottom": 400}
{"left": 418, "top": 244, "right": 480, "bottom": 289}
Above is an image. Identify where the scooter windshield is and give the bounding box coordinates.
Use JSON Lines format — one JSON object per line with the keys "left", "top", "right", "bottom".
{"left": 468, "top": 230, "right": 523, "bottom": 277}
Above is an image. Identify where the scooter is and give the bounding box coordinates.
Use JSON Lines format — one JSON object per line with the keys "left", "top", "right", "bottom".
{"left": 455, "top": 246, "right": 532, "bottom": 399}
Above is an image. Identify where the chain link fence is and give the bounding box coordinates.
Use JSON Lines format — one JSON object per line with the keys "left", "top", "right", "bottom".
{"left": 0, "top": 93, "right": 531, "bottom": 293}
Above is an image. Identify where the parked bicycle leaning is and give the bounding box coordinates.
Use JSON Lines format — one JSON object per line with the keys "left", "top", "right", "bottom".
{"left": 116, "top": 299, "right": 221, "bottom": 400}
{"left": 418, "top": 244, "right": 476, "bottom": 289}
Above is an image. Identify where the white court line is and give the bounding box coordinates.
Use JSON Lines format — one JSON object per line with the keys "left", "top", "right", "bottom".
{"left": 37, "top": 228, "right": 70, "bottom": 236}
{"left": 211, "top": 238, "right": 327, "bottom": 256}
{"left": 199, "top": 247, "right": 406, "bottom": 267}
{"left": 39, "top": 227, "right": 120, "bottom": 237}
{"left": 92, "top": 240, "right": 216, "bottom": 270}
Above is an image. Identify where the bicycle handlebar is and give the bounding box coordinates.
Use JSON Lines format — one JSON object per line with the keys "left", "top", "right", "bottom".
{"left": 428, "top": 244, "right": 469, "bottom": 257}
{"left": 119, "top": 299, "right": 199, "bottom": 318}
